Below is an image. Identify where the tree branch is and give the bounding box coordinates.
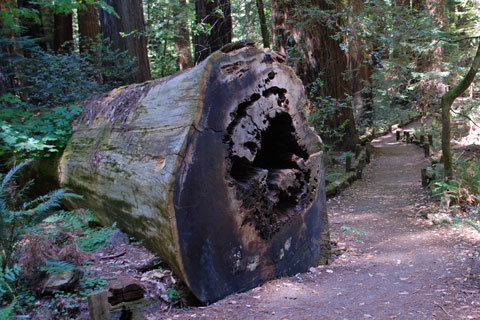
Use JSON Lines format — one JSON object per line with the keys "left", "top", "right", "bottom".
{"left": 450, "top": 107, "right": 480, "bottom": 129}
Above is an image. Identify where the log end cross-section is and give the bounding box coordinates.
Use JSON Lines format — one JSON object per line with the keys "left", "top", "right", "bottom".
{"left": 59, "top": 46, "right": 330, "bottom": 304}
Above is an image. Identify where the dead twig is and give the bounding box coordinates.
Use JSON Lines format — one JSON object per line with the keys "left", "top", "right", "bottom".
{"left": 100, "top": 250, "right": 126, "bottom": 260}
{"left": 434, "top": 301, "right": 451, "bottom": 317}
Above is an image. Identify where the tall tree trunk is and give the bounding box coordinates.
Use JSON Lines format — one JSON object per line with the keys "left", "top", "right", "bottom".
{"left": 78, "top": 3, "right": 100, "bottom": 52}
{"left": 54, "top": 13, "right": 73, "bottom": 52}
{"left": 175, "top": 0, "right": 192, "bottom": 71}
{"left": 441, "top": 41, "right": 480, "bottom": 180}
{"left": 193, "top": 0, "right": 232, "bottom": 64}
{"left": 348, "top": 0, "right": 373, "bottom": 128}
{"left": 100, "top": 0, "right": 151, "bottom": 83}
{"left": 272, "top": 0, "right": 358, "bottom": 150}
{"left": 256, "top": 0, "right": 270, "bottom": 48}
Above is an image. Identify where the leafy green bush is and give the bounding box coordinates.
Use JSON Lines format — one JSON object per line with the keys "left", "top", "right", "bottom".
{"left": 0, "top": 102, "right": 83, "bottom": 162}
{"left": 307, "top": 82, "right": 353, "bottom": 151}
{"left": 429, "top": 158, "right": 480, "bottom": 209}
{"left": 0, "top": 34, "right": 135, "bottom": 163}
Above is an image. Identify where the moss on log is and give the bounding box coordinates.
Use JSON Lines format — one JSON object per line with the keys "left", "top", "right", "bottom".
{"left": 58, "top": 47, "right": 330, "bottom": 303}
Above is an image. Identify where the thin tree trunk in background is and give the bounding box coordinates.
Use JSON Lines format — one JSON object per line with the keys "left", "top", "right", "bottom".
{"left": 193, "top": 0, "right": 232, "bottom": 64}
{"left": 256, "top": 0, "right": 270, "bottom": 48}
{"left": 78, "top": 3, "right": 100, "bottom": 52}
{"left": 175, "top": 0, "right": 192, "bottom": 71}
{"left": 441, "top": 41, "right": 480, "bottom": 180}
{"left": 272, "top": 0, "right": 358, "bottom": 150}
{"left": 54, "top": 13, "right": 73, "bottom": 52}
{"left": 100, "top": 0, "right": 151, "bottom": 83}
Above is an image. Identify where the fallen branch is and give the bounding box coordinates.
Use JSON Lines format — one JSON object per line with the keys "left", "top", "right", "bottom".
{"left": 434, "top": 301, "right": 451, "bottom": 317}
{"left": 100, "top": 250, "right": 126, "bottom": 260}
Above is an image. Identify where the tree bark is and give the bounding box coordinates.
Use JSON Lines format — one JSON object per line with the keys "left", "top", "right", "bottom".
{"left": 59, "top": 46, "right": 330, "bottom": 303}
{"left": 78, "top": 3, "right": 100, "bottom": 52}
{"left": 193, "top": 0, "right": 232, "bottom": 64}
{"left": 348, "top": 0, "right": 373, "bottom": 128}
{"left": 53, "top": 13, "right": 73, "bottom": 52}
{"left": 100, "top": 0, "right": 151, "bottom": 83}
{"left": 441, "top": 40, "right": 480, "bottom": 180}
{"left": 174, "top": 0, "right": 193, "bottom": 71}
{"left": 256, "top": 0, "right": 270, "bottom": 48}
{"left": 271, "top": 0, "right": 358, "bottom": 150}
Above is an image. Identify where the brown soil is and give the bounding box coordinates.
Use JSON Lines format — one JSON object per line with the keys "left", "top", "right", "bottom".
{"left": 147, "top": 128, "right": 480, "bottom": 320}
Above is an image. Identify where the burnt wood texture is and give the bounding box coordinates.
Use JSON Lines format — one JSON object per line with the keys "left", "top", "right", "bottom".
{"left": 59, "top": 47, "right": 330, "bottom": 303}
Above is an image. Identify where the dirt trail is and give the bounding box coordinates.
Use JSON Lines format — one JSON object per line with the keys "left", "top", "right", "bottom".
{"left": 151, "top": 128, "right": 480, "bottom": 320}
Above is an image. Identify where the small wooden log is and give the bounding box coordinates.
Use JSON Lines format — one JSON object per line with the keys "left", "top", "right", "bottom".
{"left": 404, "top": 131, "right": 410, "bottom": 143}
{"left": 428, "top": 134, "right": 433, "bottom": 146}
{"left": 345, "top": 153, "right": 352, "bottom": 172}
{"left": 396, "top": 130, "right": 401, "bottom": 141}
{"left": 423, "top": 143, "right": 430, "bottom": 158}
{"left": 421, "top": 168, "right": 428, "bottom": 187}
{"left": 88, "top": 290, "right": 111, "bottom": 320}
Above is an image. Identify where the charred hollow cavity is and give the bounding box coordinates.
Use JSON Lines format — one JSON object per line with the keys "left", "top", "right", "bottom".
{"left": 226, "top": 95, "right": 313, "bottom": 240}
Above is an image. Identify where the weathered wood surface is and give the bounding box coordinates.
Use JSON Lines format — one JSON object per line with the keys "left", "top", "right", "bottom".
{"left": 59, "top": 46, "right": 330, "bottom": 303}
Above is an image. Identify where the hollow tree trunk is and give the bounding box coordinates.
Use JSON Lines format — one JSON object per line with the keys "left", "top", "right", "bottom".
{"left": 59, "top": 46, "right": 330, "bottom": 303}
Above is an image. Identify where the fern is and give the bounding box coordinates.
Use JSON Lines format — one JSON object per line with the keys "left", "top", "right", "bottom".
{"left": 0, "top": 161, "right": 81, "bottom": 271}
{"left": 0, "top": 297, "right": 16, "bottom": 319}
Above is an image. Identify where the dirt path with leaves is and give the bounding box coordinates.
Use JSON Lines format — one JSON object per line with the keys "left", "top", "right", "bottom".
{"left": 149, "top": 127, "right": 480, "bottom": 320}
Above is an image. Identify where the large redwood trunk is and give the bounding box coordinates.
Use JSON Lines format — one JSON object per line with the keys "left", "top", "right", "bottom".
{"left": 100, "top": 0, "right": 151, "bottom": 83}
{"left": 271, "top": 0, "right": 358, "bottom": 150}
{"left": 193, "top": 0, "right": 232, "bottom": 64}
{"left": 53, "top": 13, "right": 73, "bottom": 52}
{"left": 59, "top": 46, "right": 330, "bottom": 303}
{"left": 78, "top": 4, "right": 100, "bottom": 52}
{"left": 348, "top": 0, "right": 373, "bottom": 127}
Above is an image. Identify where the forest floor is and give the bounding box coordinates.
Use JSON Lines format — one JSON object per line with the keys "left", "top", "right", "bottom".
{"left": 147, "top": 124, "right": 480, "bottom": 320}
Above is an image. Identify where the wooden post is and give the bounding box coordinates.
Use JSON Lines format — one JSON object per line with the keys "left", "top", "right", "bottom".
{"left": 88, "top": 290, "right": 111, "bottom": 320}
{"left": 345, "top": 153, "right": 352, "bottom": 172}
{"left": 356, "top": 167, "right": 363, "bottom": 179}
{"left": 428, "top": 134, "right": 433, "bottom": 146}
{"left": 355, "top": 144, "right": 361, "bottom": 158}
{"left": 421, "top": 168, "right": 428, "bottom": 187}
{"left": 423, "top": 143, "right": 430, "bottom": 158}
{"left": 396, "top": 130, "right": 401, "bottom": 141}
{"left": 404, "top": 131, "right": 410, "bottom": 143}
{"left": 365, "top": 142, "right": 371, "bottom": 164}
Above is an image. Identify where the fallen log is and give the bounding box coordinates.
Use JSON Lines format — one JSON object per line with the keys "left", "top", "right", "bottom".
{"left": 58, "top": 46, "right": 330, "bottom": 303}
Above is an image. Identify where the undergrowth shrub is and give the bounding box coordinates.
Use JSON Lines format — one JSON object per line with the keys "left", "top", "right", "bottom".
{"left": 307, "top": 78, "right": 353, "bottom": 150}
{"left": 0, "top": 161, "right": 81, "bottom": 315}
{"left": 430, "top": 158, "right": 480, "bottom": 210}
{"left": 0, "top": 34, "right": 136, "bottom": 164}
